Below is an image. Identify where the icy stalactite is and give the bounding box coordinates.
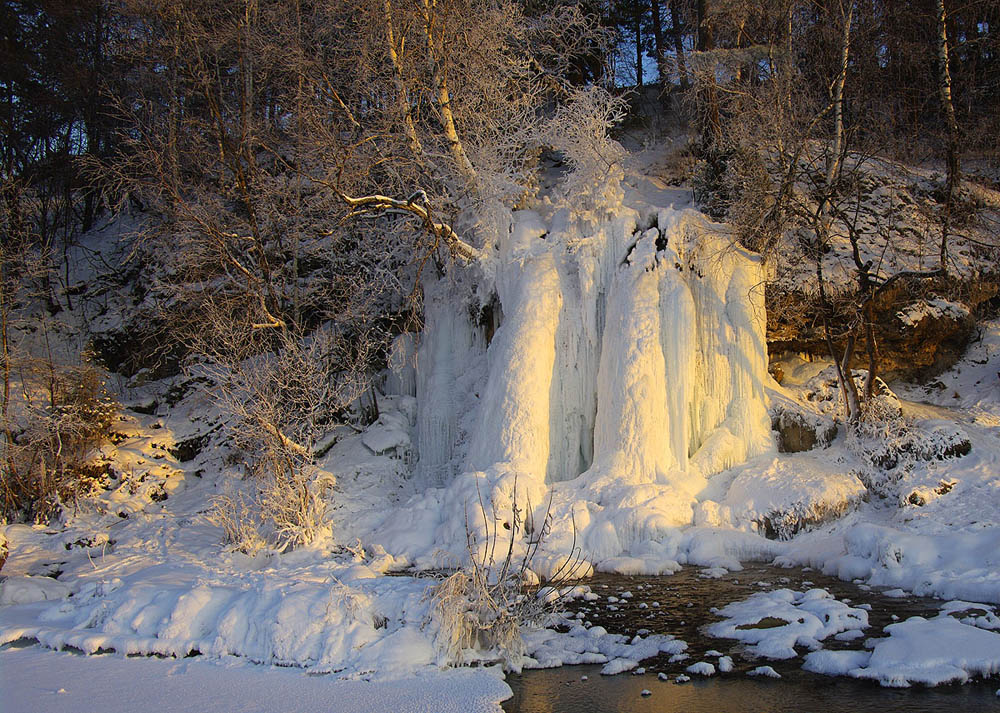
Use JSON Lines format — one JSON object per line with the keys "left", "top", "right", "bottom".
{"left": 592, "top": 229, "right": 681, "bottom": 480}
{"left": 466, "top": 251, "right": 562, "bottom": 481}
{"left": 415, "top": 279, "right": 482, "bottom": 487}
{"left": 543, "top": 215, "right": 635, "bottom": 484}
{"left": 671, "top": 212, "right": 771, "bottom": 476}
{"left": 658, "top": 249, "right": 697, "bottom": 474}
{"left": 578, "top": 212, "right": 770, "bottom": 495}
{"left": 385, "top": 333, "right": 417, "bottom": 398}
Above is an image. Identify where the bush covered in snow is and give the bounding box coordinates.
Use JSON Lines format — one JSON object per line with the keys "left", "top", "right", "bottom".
{"left": 210, "top": 467, "right": 334, "bottom": 556}
{"left": 847, "top": 391, "right": 971, "bottom": 502}
{"left": 1, "top": 356, "right": 119, "bottom": 523}
{"left": 426, "top": 483, "right": 581, "bottom": 672}
{"left": 202, "top": 329, "right": 352, "bottom": 553}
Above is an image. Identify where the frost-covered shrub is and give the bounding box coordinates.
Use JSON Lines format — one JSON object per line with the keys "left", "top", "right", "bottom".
{"left": 429, "top": 568, "right": 536, "bottom": 671}
{"left": 203, "top": 328, "right": 355, "bottom": 552}
{"left": 692, "top": 151, "right": 735, "bottom": 220}
{"left": 210, "top": 467, "right": 334, "bottom": 555}
{"left": 847, "top": 393, "right": 971, "bottom": 502}
{"left": 209, "top": 489, "right": 270, "bottom": 557}
{"left": 846, "top": 393, "right": 910, "bottom": 499}
{"left": 426, "top": 483, "right": 579, "bottom": 672}
{"left": 539, "top": 86, "right": 628, "bottom": 218}
{"left": 1, "top": 358, "right": 119, "bottom": 523}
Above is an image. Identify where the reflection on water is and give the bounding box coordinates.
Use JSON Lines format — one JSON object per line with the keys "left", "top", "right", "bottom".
{"left": 504, "top": 564, "right": 1000, "bottom": 712}
{"left": 505, "top": 664, "right": 1000, "bottom": 713}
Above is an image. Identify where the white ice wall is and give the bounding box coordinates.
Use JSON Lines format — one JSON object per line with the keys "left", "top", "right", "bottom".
{"left": 406, "top": 206, "right": 772, "bottom": 552}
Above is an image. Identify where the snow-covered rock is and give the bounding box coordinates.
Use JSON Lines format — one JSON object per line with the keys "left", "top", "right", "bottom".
{"left": 724, "top": 454, "right": 866, "bottom": 540}
{"left": 805, "top": 612, "right": 1000, "bottom": 687}
{"left": 0, "top": 576, "right": 71, "bottom": 605}
{"left": 685, "top": 661, "right": 715, "bottom": 676}
{"left": 706, "top": 588, "right": 868, "bottom": 659}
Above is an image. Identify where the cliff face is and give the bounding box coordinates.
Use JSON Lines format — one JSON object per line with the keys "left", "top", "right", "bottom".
{"left": 766, "top": 278, "right": 999, "bottom": 383}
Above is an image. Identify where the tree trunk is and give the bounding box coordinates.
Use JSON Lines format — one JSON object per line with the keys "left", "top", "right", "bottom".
{"left": 168, "top": 12, "right": 181, "bottom": 199}
{"left": 635, "top": 11, "right": 643, "bottom": 87}
{"left": 420, "top": 0, "right": 477, "bottom": 188}
{"left": 696, "top": 0, "right": 720, "bottom": 149}
{"left": 1, "top": 259, "right": 12, "bottom": 451}
{"left": 825, "top": 0, "right": 853, "bottom": 196}
{"left": 670, "top": 1, "right": 689, "bottom": 88}
{"left": 650, "top": 0, "right": 666, "bottom": 83}
{"left": 864, "top": 300, "right": 878, "bottom": 400}
{"left": 239, "top": 0, "right": 257, "bottom": 146}
{"left": 735, "top": 18, "right": 747, "bottom": 84}
{"left": 936, "top": 0, "right": 959, "bottom": 274}
{"left": 817, "top": 0, "right": 853, "bottom": 235}
{"left": 384, "top": 0, "right": 424, "bottom": 160}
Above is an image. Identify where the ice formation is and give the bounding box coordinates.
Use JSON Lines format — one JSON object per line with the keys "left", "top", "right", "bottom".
{"left": 382, "top": 205, "right": 773, "bottom": 566}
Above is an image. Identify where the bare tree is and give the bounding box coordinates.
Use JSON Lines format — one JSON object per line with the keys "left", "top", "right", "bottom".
{"left": 204, "top": 326, "right": 356, "bottom": 552}
{"left": 935, "top": 0, "right": 960, "bottom": 273}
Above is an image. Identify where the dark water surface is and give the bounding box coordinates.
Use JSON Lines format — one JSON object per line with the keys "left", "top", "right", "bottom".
{"left": 504, "top": 666, "right": 1000, "bottom": 713}
{"left": 504, "top": 564, "right": 1000, "bottom": 712}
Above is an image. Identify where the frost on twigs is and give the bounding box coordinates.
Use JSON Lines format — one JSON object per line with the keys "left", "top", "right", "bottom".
{"left": 203, "top": 328, "right": 353, "bottom": 554}
{"left": 539, "top": 86, "right": 628, "bottom": 219}
{"left": 210, "top": 468, "right": 334, "bottom": 557}
{"left": 847, "top": 390, "right": 912, "bottom": 500}
{"left": 426, "top": 476, "right": 586, "bottom": 672}
{"left": 847, "top": 384, "right": 971, "bottom": 503}
{"left": 1, "top": 355, "right": 120, "bottom": 524}
{"left": 209, "top": 488, "right": 270, "bottom": 557}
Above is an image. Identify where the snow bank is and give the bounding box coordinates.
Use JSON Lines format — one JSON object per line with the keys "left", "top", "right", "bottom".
{"left": 1, "top": 645, "right": 512, "bottom": 713}
{"left": 804, "top": 610, "right": 1000, "bottom": 687}
{"left": 814, "top": 523, "right": 1000, "bottom": 604}
{"left": 769, "top": 326, "right": 1000, "bottom": 605}
{"left": 0, "top": 560, "right": 442, "bottom": 678}
{"left": 706, "top": 588, "right": 868, "bottom": 659}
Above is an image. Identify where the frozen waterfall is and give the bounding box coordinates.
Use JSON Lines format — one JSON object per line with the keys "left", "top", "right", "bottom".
{"left": 415, "top": 207, "right": 770, "bottom": 487}
{"left": 381, "top": 205, "right": 773, "bottom": 566}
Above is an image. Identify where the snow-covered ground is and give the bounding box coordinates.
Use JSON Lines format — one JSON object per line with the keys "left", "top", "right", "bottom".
{"left": 0, "top": 644, "right": 512, "bottom": 713}
{"left": 771, "top": 321, "right": 1000, "bottom": 604}
{"left": 3, "top": 158, "right": 1000, "bottom": 709}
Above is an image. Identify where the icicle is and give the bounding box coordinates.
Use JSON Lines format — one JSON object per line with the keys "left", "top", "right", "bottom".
{"left": 385, "top": 333, "right": 417, "bottom": 397}
{"left": 466, "top": 251, "right": 562, "bottom": 485}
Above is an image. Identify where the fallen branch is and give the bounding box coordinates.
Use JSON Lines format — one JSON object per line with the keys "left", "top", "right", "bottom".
{"left": 338, "top": 192, "right": 484, "bottom": 263}
{"left": 259, "top": 143, "right": 484, "bottom": 264}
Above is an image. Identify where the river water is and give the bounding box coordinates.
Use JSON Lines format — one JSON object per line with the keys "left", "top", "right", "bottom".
{"left": 503, "top": 564, "right": 1000, "bottom": 712}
